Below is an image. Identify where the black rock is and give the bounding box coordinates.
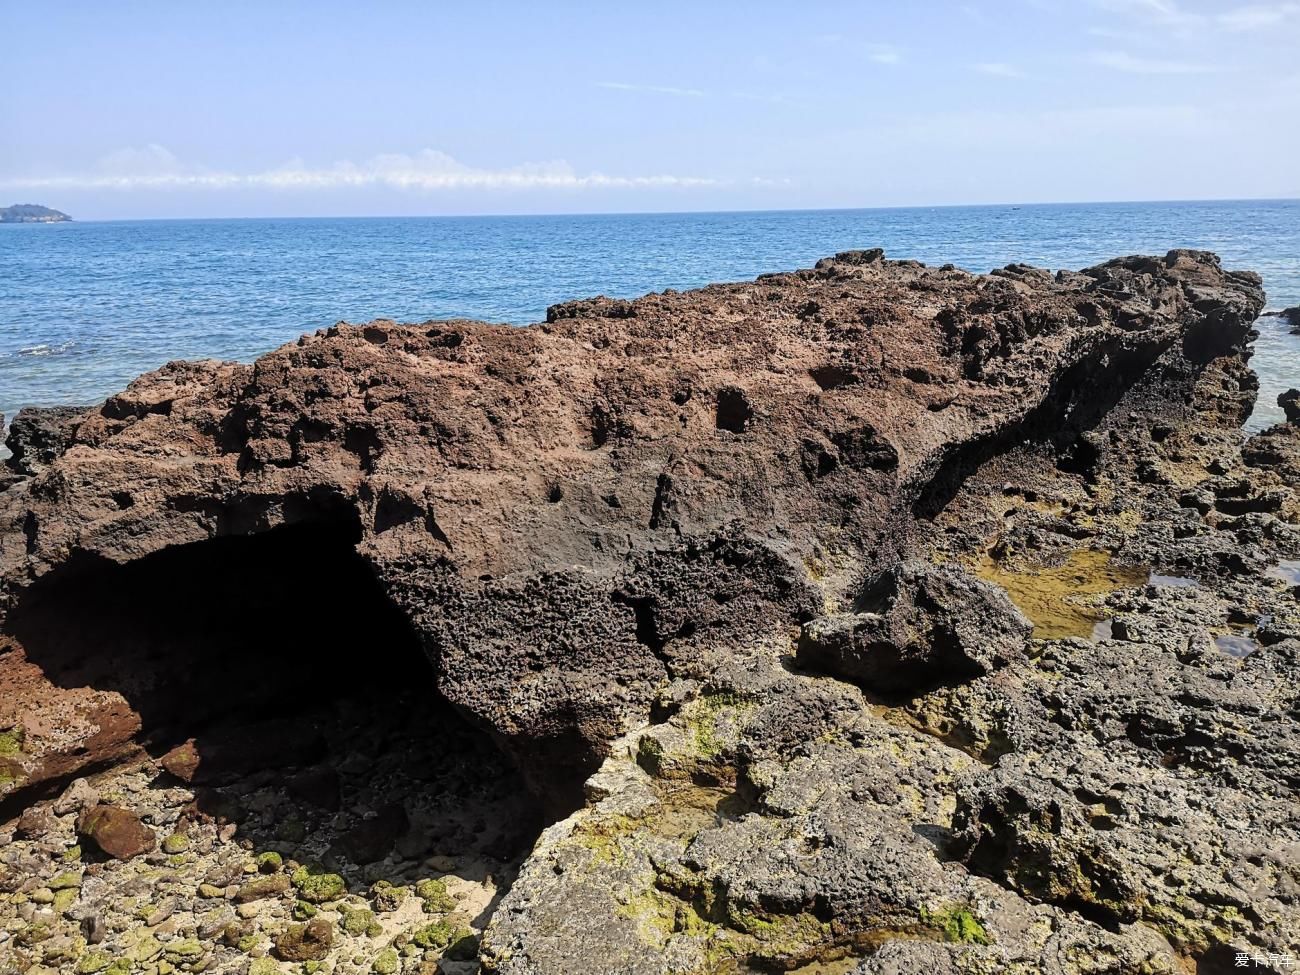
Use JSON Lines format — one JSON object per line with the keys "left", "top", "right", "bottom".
{"left": 5, "top": 405, "right": 88, "bottom": 476}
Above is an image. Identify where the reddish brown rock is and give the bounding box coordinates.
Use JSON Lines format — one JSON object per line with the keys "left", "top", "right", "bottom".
{"left": 15, "top": 805, "right": 54, "bottom": 840}
{"left": 76, "top": 804, "right": 156, "bottom": 859}
{"left": 159, "top": 740, "right": 201, "bottom": 781}
{"left": 0, "top": 249, "right": 1266, "bottom": 808}
{"left": 275, "top": 918, "right": 333, "bottom": 961}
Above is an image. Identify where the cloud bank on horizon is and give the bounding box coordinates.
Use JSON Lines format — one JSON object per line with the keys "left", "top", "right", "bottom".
{"left": 4, "top": 145, "right": 732, "bottom": 193}
{"left": 1, "top": 0, "right": 1296, "bottom": 218}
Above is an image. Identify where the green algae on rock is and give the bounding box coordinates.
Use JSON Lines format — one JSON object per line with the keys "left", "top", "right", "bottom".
{"left": 291, "top": 866, "right": 346, "bottom": 904}
{"left": 0, "top": 725, "right": 24, "bottom": 757}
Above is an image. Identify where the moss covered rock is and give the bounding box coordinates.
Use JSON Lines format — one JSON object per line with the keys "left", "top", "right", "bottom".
{"left": 292, "top": 866, "right": 346, "bottom": 904}
{"left": 414, "top": 878, "right": 455, "bottom": 913}
{"left": 411, "top": 918, "right": 473, "bottom": 951}
{"left": 274, "top": 918, "right": 333, "bottom": 962}
{"left": 369, "top": 880, "right": 409, "bottom": 912}
{"left": 74, "top": 951, "right": 112, "bottom": 974}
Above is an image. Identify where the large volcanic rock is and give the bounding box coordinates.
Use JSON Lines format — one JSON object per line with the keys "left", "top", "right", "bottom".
{"left": 0, "top": 249, "right": 1265, "bottom": 812}
{"left": 796, "top": 561, "right": 1033, "bottom": 696}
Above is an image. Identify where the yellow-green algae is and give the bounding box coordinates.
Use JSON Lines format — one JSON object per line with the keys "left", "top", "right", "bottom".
{"left": 414, "top": 876, "right": 456, "bottom": 912}
{"left": 921, "top": 904, "right": 991, "bottom": 945}
{"left": 0, "top": 726, "right": 25, "bottom": 792}
{"left": 616, "top": 881, "right": 836, "bottom": 973}
{"left": 573, "top": 784, "right": 739, "bottom": 870}
{"left": 975, "top": 549, "right": 1147, "bottom": 639}
{"left": 411, "top": 917, "right": 473, "bottom": 950}
{"left": 689, "top": 692, "right": 754, "bottom": 760}
{"left": 0, "top": 726, "right": 24, "bottom": 757}
{"left": 585, "top": 699, "right": 1006, "bottom": 973}
{"left": 290, "top": 864, "right": 346, "bottom": 903}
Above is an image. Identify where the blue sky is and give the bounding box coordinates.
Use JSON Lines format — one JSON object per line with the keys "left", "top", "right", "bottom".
{"left": 2, "top": 0, "right": 1298, "bottom": 218}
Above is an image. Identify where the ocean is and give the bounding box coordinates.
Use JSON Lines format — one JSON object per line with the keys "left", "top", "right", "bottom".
{"left": 2, "top": 199, "right": 1297, "bottom": 435}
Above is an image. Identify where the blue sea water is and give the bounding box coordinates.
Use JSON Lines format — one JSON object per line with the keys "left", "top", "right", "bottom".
{"left": 1, "top": 200, "right": 1297, "bottom": 435}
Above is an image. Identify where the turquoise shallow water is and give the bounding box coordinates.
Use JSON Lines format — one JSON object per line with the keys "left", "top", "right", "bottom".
{"left": 1, "top": 200, "right": 1297, "bottom": 433}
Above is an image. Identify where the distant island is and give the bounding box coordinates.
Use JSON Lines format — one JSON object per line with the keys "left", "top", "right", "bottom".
{"left": 0, "top": 203, "right": 71, "bottom": 223}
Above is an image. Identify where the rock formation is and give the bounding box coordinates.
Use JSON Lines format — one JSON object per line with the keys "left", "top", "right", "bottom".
{"left": 1263, "top": 304, "right": 1300, "bottom": 333}
{"left": 1, "top": 249, "right": 1296, "bottom": 974}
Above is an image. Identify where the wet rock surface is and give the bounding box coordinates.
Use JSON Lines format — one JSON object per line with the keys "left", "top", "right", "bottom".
{"left": 1263, "top": 305, "right": 1300, "bottom": 332}
{"left": 2, "top": 249, "right": 1297, "bottom": 973}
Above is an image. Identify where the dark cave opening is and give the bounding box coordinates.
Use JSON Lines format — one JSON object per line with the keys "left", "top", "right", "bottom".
{"left": 8, "top": 517, "right": 429, "bottom": 742}
{"left": 3, "top": 514, "right": 545, "bottom": 887}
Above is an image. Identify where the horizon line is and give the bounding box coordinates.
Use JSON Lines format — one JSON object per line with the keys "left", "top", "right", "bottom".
{"left": 5, "top": 195, "right": 1298, "bottom": 225}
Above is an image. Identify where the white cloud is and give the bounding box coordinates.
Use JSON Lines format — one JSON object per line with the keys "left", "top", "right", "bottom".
{"left": 596, "top": 81, "right": 706, "bottom": 97}
{"left": 811, "top": 34, "right": 903, "bottom": 66}
{"left": 1086, "top": 50, "right": 1218, "bottom": 74}
{"left": 1094, "top": 0, "right": 1299, "bottom": 31}
{"left": 1216, "top": 2, "right": 1300, "bottom": 30}
{"left": 97, "top": 143, "right": 189, "bottom": 176}
{"left": 1094, "top": 0, "right": 1203, "bottom": 26}
{"left": 598, "top": 80, "right": 803, "bottom": 107}
{"left": 0, "top": 147, "right": 725, "bottom": 193}
{"left": 974, "top": 62, "right": 1026, "bottom": 78}
{"left": 1085, "top": 25, "right": 1148, "bottom": 41}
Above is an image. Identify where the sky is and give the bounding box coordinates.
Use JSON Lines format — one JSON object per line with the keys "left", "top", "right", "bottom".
{"left": 2, "top": 0, "right": 1298, "bottom": 219}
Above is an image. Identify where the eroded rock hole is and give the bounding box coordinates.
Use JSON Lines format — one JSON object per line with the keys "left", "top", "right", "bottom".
{"left": 715, "top": 386, "right": 754, "bottom": 433}
{"left": 808, "top": 364, "right": 861, "bottom": 390}
{"left": 2, "top": 516, "right": 545, "bottom": 963}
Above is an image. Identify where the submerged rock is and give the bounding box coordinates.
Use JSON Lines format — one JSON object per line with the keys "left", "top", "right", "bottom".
{"left": 1262, "top": 304, "right": 1300, "bottom": 331}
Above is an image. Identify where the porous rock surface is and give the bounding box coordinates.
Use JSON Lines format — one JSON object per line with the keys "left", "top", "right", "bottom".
{"left": 2, "top": 249, "right": 1298, "bottom": 974}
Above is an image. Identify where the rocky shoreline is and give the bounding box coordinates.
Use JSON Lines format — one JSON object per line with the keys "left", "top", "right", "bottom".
{"left": 1, "top": 250, "right": 1297, "bottom": 974}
